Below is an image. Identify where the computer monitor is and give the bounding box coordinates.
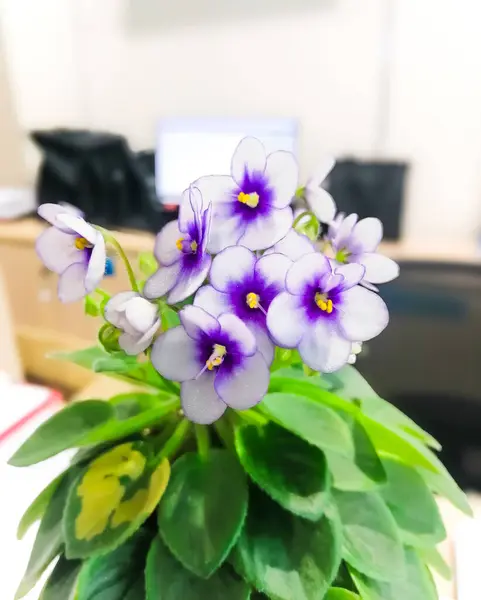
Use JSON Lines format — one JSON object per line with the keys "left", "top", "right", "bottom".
{"left": 155, "top": 117, "right": 299, "bottom": 204}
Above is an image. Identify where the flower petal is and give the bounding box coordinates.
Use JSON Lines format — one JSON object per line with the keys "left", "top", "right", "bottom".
{"left": 153, "top": 220, "right": 182, "bottom": 266}
{"left": 307, "top": 188, "right": 337, "bottom": 224}
{"left": 250, "top": 324, "right": 275, "bottom": 365}
{"left": 309, "top": 157, "right": 336, "bottom": 186}
{"left": 266, "top": 229, "right": 315, "bottom": 261}
{"left": 215, "top": 352, "right": 269, "bottom": 409}
{"left": 207, "top": 211, "right": 243, "bottom": 254}
{"left": 57, "top": 262, "right": 88, "bottom": 303}
{"left": 332, "top": 213, "right": 358, "bottom": 248}
{"left": 119, "top": 332, "right": 152, "bottom": 356}
{"left": 36, "top": 227, "right": 79, "bottom": 274}
{"left": 179, "top": 186, "right": 203, "bottom": 233}
{"left": 167, "top": 254, "right": 212, "bottom": 304}
{"left": 85, "top": 235, "right": 106, "bottom": 291}
{"left": 231, "top": 137, "right": 266, "bottom": 186}
{"left": 181, "top": 374, "right": 227, "bottom": 424}
{"left": 194, "top": 285, "right": 230, "bottom": 317}
{"left": 179, "top": 305, "right": 220, "bottom": 341}
{"left": 264, "top": 150, "right": 298, "bottom": 208}
{"left": 339, "top": 286, "right": 389, "bottom": 341}
{"left": 143, "top": 262, "right": 181, "bottom": 300}
{"left": 218, "top": 313, "right": 256, "bottom": 356}
{"left": 200, "top": 201, "right": 213, "bottom": 255}
{"left": 350, "top": 217, "right": 383, "bottom": 253}
{"left": 334, "top": 263, "right": 365, "bottom": 290}
{"left": 151, "top": 326, "right": 202, "bottom": 381}
{"left": 193, "top": 175, "right": 235, "bottom": 205}
{"left": 125, "top": 297, "right": 158, "bottom": 333}
{"left": 266, "top": 292, "right": 306, "bottom": 347}
{"left": 356, "top": 252, "right": 400, "bottom": 284}
{"left": 105, "top": 291, "right": 138, "bottom": 327}
{"left": 286, "top": 252, "right": 331, "bottom": 295}
{"left": 210, "top": 246, "right": 256, "bottom": 293}
{"left": 298, "top": 320, "right": 352, "bottom": 373}
{"left": 56, "top": 214, "right": 98, "bottom": 244}
{"left": 37, "top": 203, "right": 83, "bottom": 231}
{"left": 255, "top": 252, "right": 291, "bottom": 289}
{"left": 137, "top": 318, "right": 161, "bottom": 347}
{"left": 238, "top": 206, "right": 293, "bottom": 251}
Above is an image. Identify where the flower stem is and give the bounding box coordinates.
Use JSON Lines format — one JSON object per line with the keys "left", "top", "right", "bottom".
{"left": 97, "top": 227, "right": 139, "bottom": 293}
{"left": 214, "top": 418, "right": 235, "bottom": 451}
{"left": 194, "top": 424, "right": 210, "bottom": 461}
{"left": 157, "top": 419, "right": 191, "bottom": 462}
{"left": 237, "top": 408, "right": 269, "bottom": 427}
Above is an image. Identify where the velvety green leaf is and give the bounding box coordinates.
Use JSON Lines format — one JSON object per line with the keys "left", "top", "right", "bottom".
{"left": 146, "top": 537, "right": 250, "bottom": 600}
{"left": 64, "top": 442, "right": 170, "bottom": 559}
{"left": 328, "top": 366, "right": 440, "bottom": 449}
{"left": 325, "top": 589, "right": 360, "bottom": 600}
{"left": 158, "top": 450, "right": 248, "bottom": 578}
{"left": 40, "top": 555, "right": 82, "bottom": 600}
{"left": 16, "top": 471, "right": 76, "bottom": 599}
{"left": 138, "top": 251, "right": 158, "bottom": 276}
{"left": 51, "top": 346, "right": 111, "bottom": 370}
{"left": 235, "top": 423, "right": 330, "bottom": 521}
{"left": 325, "top": 416, "right": 385, "bottom": 492}
{"left": 260, "top": 393, "right": 354, "bottom": 455}
{"left": 270, "top": 367, "right": 332, "bottom": 390}
{"left": 380, "top": 458, "right": 446, "bottom": 546}
{"left": 84, "top": 295, "right": 101, "bottom": 317}
{"left": 418, "top": 464, "right": 473, "bottom": 516}
{"left": 9, "top": 401, "right": 114, "bottom": 467}
{"left": 77, "top": 530, "right": 152, "bottom": 600}
{"left": 17, "top": 474, "right": 63, "bottom": 539}
{"left": 418, "top": 546, "right": 452, "bottom": 580}
{"left": 349, "top": 547, "right": 438, "bottom": 600}
{"left": 333, "top": 490, "right": 405, "bottom": 582}
{"left": 161, "top": 306, "right": 180, "bottom": 330}
{"left": 233, "top": 489, "right": 342, "bottom": 600}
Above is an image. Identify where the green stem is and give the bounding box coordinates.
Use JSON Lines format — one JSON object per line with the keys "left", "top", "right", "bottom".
{"left": 194, "top": 424, "right": 210, "bottom": 461}
{"left": 237, "top": 408, "right": 269, "bottom": 427}
{"left": 214, "top": 418, "right": 235, "bottom": 451}
{"left": 157, "top": 419, "right": 191, "bottom": 461}
{"left": 98, "top": 227, "right": 139, "bottom": 293}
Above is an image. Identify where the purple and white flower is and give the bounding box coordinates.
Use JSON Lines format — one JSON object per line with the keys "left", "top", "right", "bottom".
{"left": 193, "top": 137, "right": 298, "bottom": 253}
{"left": 304, "top": 157, "right": 337, "bottom": 224}
{"left": 267, "top": 252, "right": 389, "bottom": 373}
{"left": 143, "top": 187, "right": 212, "bottom": 304}
{"left": 151, "top": 306, "right": 269, "bottom": 424}
{"left": 194, "top": 246, "right": 292, "bottom": 365}
{"left": 36, "top": 203, "right": 106, "bottom": 303}
{"left": 328, "top": 213, "right": 399, "bottom": 285}
{"left": 105, "top": 292, "right": 160, "bottom": 355}
{"left": 265, "top": 228, "right": 315, "bottom": 261}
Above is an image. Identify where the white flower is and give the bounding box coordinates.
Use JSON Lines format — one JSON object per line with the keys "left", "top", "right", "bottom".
{"left": 305, "top": 157, "right": 337, "bottom": 224}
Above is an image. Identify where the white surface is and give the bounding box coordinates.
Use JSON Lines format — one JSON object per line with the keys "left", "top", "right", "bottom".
{"left": 0, "top": 188, "right": 35, "bottom": 219}
{"left": 0, "top": 376, "right": 69, "bottom": 600}
{"left": 156, "top": 117, "right": 298, "bottom": 201}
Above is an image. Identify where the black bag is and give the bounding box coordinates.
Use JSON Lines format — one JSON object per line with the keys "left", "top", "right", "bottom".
{"left": 31, "top": 128, "right": 174, "bottom": 232}
{"left": 328, "top": 159, "right": 408, "bottom": 240}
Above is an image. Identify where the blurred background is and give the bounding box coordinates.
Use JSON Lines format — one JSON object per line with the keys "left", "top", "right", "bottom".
{"left": 1, "top": 2, "right": 481, "bottom": 596}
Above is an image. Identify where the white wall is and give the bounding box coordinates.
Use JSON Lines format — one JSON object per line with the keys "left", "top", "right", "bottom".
{"left": 2, "top": 0, "right": 481, "bottom": 243}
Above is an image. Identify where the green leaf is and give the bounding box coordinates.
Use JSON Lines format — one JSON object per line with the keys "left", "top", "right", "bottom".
{"left": 260, "top": 393, "right": 354, "bottom": 455}
{"left": 17, "top": 474, "right": 63, "bottom": 539}
{"left": 161, "top": 306, "right": 180, "bottom": 330}
{"left": 325, "top": 416, "right": 386, "bottom": 492}
{"left": 325, "top": 589, "right": 360, "bottom": 600}
{"left": 64, "top": 442, "right": 170, "bottom": 558}
{"left": 233, "top": 489, "right": 342, "bottom": 600}
{"left": 77, "top": 529, "right": 152, "bottom": 600}
{"left": 270, "top": 367, "right": 332, "bottom": 390}
{"left": 158, "top": 450, "right": 248, "bottom": 578}
{"left": 52, "top": 346, "right": 112, "bottom": 370}
{"left": 9, "top": 401, "right": 115, "bottom": 467}
{"left": 16, "top": 471, "right": 76, "bottom": 599}
{"left": 235, "top": 423, "right": 330, "bottom": 521}
{"left": 146, "top": 537, "right": 250, "bottom": 600}
{"left": 418, "top": 546, "right": 452, "bottom": 580}
{"left": 418, "top": 464, "right": 473, "bottom": 516}
{"left": 333, "top": 490, "right": 405, "bottom": 582}
{"left": 138, "top": 251, "right": 158, "bottom": 276}
{"left": 349, "top": 547, "right": 438, "bottom": 600}
{"left": 84, "top": 295, "right": 101, "bottom": 317}
{"left": 40, "top": 555, "right": 82, "bottom": 600}
{"left": 380, "top": 458, "right": 446, "bottom": 547}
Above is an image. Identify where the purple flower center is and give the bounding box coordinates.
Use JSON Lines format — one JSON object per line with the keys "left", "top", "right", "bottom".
{"left": 177, "top": 222, "right": 204, "bottom": 271}
{"left": 196, "top": 329, "right": 244, "bottom": 375}
{"left": 75, "top": 236, "right": 94, "bottom": 265}
{"left": 225, "top": 271, "right": 281, "bottom": 326}
{"left": 230, "top": 169, "right": 274, "bottom": 224}
{"left": 302, "top": 280, "right": 343, "bottom": 323}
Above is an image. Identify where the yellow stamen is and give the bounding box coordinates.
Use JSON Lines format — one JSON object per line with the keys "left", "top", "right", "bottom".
{"left": 75, "top": 237, "right": 90, "bottom": 250}
{"left": 246, "top": 292, "right": 260, "bottom": 309}
{"left": 176, "top": 238, "right": 184, "bottom": 251}
{"left": 206, "top": 344, "right": 226, "bottom": 371}
{"left": 238, "top": 191, "right": 260, "bottom": 208}
{"left": 190, "top": 240, "right": 198, "bottom": 252}
{"left": 315, "top": 292, "right": 334, "bottom": 314}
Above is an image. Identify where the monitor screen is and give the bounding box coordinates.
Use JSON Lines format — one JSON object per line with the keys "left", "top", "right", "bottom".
{"left": 155, "top": 117, "right": 299, "bottom": 204}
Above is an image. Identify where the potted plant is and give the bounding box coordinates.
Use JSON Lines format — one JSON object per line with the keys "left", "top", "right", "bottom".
{"left": 11, "top": 138, "right": 469, "bottom": 600}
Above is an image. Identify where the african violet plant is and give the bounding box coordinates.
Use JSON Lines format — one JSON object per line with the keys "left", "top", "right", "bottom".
{"left": 12, "top": 137, "right": 470, "bottom": 600}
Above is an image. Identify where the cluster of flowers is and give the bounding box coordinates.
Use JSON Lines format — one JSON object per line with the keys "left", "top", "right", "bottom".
{"left": 36, "top": 137, "right": 398, "bottom": 424}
